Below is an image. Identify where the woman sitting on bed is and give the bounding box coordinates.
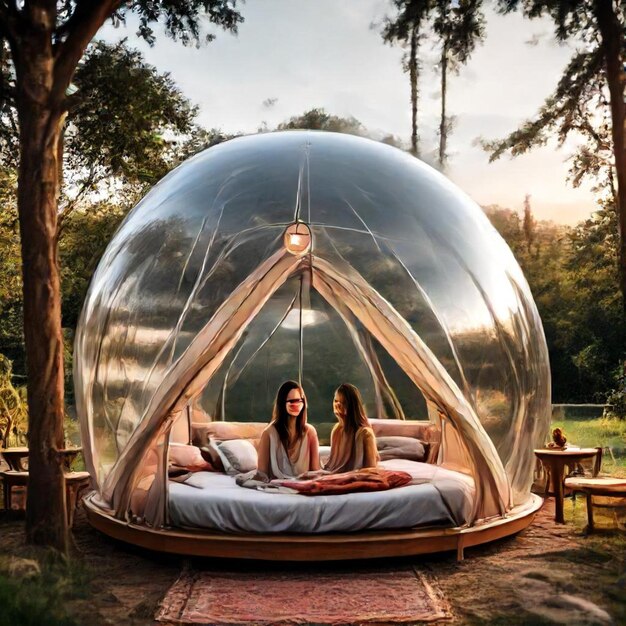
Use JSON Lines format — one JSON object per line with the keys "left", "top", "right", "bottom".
{"left": 256, "top": 380, "right": 321, "bottom": 480}
{"left": 324, "top": 383, "right": 379, "bottom": 473}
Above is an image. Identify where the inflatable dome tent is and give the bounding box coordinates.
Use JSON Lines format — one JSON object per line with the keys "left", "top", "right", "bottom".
{"left": 75, "top": 131, "right": 550, "bottom": 560}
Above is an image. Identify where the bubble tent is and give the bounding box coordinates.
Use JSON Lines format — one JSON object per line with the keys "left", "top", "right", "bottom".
{"left": 75, "top": 131, "right": 550, "bottom": 560}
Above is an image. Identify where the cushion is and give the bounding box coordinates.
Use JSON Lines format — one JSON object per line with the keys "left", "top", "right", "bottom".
{"left": 199, "top": 440, "right": 225, "bottom": 472}
{"left": 376, "top": 436, "right": 427, "bottom": 462}
{"left": 369, "top": 419, "right": 439, "bottom": 443}
{"left": 214, "top": 439, "right": 258, "bottom": 475}
{"left": 169, "top": 443, "right": 213, "bottom": 472}
{"left": 192, "top": 421, "right": 266, "bottom": 448}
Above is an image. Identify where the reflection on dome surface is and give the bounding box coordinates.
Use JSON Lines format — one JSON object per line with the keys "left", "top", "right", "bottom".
{"left": 75, "top": 130, "right": 550, "bottom": 506}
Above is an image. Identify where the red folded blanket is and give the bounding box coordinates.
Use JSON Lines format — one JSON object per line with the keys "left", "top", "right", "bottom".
{"left": 277, "top": 468, "right": 412, "bottom": 496}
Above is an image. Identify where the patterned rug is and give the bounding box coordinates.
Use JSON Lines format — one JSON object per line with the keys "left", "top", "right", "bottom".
{"left": 155, "top": 564, "right": 451, "bottom": 625}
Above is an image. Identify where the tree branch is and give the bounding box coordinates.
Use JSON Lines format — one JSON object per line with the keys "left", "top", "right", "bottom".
{"left": 482, "top": 48, "right": 604, "bottom": 161}
{"left": 0, "top": 0, "right": 21, "bottom": 44}
{"left": 52, "top": 0, "right": 121, "bottom": 105}
{"left": 56, "top": 163, "right": 100, "bottom": 234}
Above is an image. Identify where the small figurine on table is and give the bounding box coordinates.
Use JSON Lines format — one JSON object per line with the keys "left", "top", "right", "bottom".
{"left": 547, "top": 427, "right": 567, "bottom": 449}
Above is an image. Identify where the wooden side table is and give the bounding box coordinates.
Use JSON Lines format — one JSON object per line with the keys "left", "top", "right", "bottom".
{"left": 1, "top": 447, "right": 83, "bottom": 471}
{"left": 0, "top": 447, "right": 29, "bottom": 471}
{"left": 0, "top": 470, "right": 90, "bottom": 527}
{"left": 564, "top": 477, "right": 626, "bottom": 531}
{"left": 534, "top": 448, "right": 600, "bottom": 523}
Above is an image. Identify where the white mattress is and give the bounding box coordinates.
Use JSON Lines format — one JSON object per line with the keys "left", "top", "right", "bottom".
{"left": 168, "top": 460, "right": 475, "bottom": 534}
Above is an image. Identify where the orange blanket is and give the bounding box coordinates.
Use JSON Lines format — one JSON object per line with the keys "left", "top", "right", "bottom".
{"left": 277, "top": 468, "right": 412, "bottom": 496}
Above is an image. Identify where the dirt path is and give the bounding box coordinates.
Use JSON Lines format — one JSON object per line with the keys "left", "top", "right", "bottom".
{"left": 0, "top": 498, "right": 624, "bottom": 625}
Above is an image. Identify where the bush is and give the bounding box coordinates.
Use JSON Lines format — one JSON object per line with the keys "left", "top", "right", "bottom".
{"left": 0, "top": 550, "right": 89, "bottom": 626}
{"left": 0, "top": 353, "right": 28, "bottom": 446}
{"left": 604, "top": 365, "right": 626, "bottom": 420}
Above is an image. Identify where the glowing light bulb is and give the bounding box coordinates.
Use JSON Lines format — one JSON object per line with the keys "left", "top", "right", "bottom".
{"left": 283, "top": 222, "right": 311, "bottom": 255}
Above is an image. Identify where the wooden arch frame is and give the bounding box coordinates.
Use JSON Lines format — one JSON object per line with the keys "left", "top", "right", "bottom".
{"left": 84, "top": 493, "right": 543, "bottom": 562}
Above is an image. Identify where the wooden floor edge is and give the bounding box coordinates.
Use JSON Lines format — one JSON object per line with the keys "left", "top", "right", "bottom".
{"left": 83, "top": 493, "right": 543, "bottom": 561}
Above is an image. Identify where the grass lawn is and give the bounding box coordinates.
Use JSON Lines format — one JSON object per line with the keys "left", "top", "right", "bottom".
{"left": 0, "top": 547, "right": 90, "bottom": 626}
{"left": 551, "top": 417, "right": 626, "bottom": 475}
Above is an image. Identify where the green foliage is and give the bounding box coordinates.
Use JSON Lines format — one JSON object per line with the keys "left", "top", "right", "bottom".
{"left": 66, "top": 40, "right": 199, "bottom": 194}
{"left": 172, "top": 127, "right": 238, "bottom": 162}
{"left": 277, "top": 108, "right": 366, "bottom": 135}
{"left": 485, "top": 2, "right": 624, "bottom": 328}
{"left": 561, "top": 204, "right": 623, "bottom": 398}
{"left": 434, "top": 0, "right": 485, "bottom": 66}
{"left": 551, "top": 417, "right": 626, "bottom": 474}
{"left": 0, "top": 550, "right": 90, "bottom": 626}
{"left": 381, "top": 1, "right": 486, "bottom": 161}
{"left": 0, "top": 170, "right": 23, "bottom": 372}
{"left": 0, "top": 353, "right": 27, "bottom": 447}
{"left": 0, "top": 44, "right": 17, "bottom": 167}
{"left": 60, "top": 39, "right": 208, "bottom": 219}
{"left": 121, "top": 0, "right": 243, "bottom": 47}
{"left": 605, "top": 367, "right": 626, "bottom": 420}
{"left": 497, "top": 1, "right": 594, "bottom": 42}
{"left": 486, "top": 201, "right": 625, "bottom": 402}
{"left": 0, "top": 173, "right": 131, "bottom": 384}
{"left": 0, "top": 573, "right": 78, "bottom": 626}
{"left": 381, "top": 1, "right": 433, "bottom": 44}
{"left": 0, "top": 37, "right": 228, "bottom": 219}
{"left": 273, "top": 108, "right": 405, "bottom": 149}
{"left": 44, "top": 1, "right": 243, "bottom": 50}
{"left": 58, "top": 203, "right": 128, "bottom": 330}
{"left": 482, "top": 47, "right": 607, "bottom": 190}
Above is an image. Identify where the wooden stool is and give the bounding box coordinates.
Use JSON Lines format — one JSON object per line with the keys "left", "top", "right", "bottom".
{"left": 64, "top": 472, "right": 92, "bottom": 527}
{"left": 1, "top": 470, "right": 28, "bottom": 510}
{"left": 1, "top": 470, "right": 91, "bottom": 527}
{"left": 564, "top": 477, "right": 626, "bottom": 531}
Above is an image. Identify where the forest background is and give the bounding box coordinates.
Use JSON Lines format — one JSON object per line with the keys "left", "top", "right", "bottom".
{"left": 0, "top": 35, "right": 622, "bottom": 411}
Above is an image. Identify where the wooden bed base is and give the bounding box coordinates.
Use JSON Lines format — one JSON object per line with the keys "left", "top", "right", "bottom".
{"left": 83, "top": 493, "right": 543, "bottom": 561}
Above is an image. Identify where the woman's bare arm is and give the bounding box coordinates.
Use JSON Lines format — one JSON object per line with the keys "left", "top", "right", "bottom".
{"left": 362, "top": 429, "right": 379, "bottom": 469}
{"left": 307, "top": 425, "right": 321, "bottom": 471}
{"left": 256, "top": 428, "right": 271, "bottom": 478}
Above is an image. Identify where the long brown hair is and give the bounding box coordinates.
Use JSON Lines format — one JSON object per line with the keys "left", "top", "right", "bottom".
{"left": 335, "top": 383, "right": 370, "bottom": 432}
{"left": 271, "top": 380, "right": 307, "bottom": 450}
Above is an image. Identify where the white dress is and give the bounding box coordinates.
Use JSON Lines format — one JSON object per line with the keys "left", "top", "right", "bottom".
{"left": 266, "top": 423, "right": 314, "bottom": 479}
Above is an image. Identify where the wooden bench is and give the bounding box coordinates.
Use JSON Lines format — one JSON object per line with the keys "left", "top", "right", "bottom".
{"left": 563, "top": 477, "right": 626, "bottom": 531}
{"left": 1, "top": 470, "right": 91, "bottom": 527}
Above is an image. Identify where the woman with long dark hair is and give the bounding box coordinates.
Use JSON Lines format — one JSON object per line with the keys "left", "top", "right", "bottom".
{"left": 324, "top": 383, "right": 378, "bottom": 473}
{"left": 256, "top": 380, "right": 320, "bottom": 479}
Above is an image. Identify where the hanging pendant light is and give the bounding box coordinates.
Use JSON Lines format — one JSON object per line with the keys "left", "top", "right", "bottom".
{"left": 284, "top": 222, "right": 312, "bottom": 255}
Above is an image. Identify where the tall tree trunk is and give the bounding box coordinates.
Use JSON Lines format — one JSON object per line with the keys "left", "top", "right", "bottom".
{"left": 594, "top": 0, "right": 626, "bottom": 313}
{"left": 439, "top": 37, "right": 448, "bottom": 168}
{"left": 409, "top": 27, "right": 420, "bottom": 157}
{"left": 13, "top": 30, "right": 68, "bottom": 552}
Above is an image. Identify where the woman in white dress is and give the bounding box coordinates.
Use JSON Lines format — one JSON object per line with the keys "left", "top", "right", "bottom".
{"left": 324, "top": 383, "right": 378, "bottom": 473}
{"left": 256, "top": 380, "right": 320, "bottom": 480}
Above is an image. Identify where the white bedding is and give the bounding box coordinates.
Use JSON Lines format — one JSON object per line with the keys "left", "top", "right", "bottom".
{"left": 168, "top": 460, "right": 475, "bottom": 534}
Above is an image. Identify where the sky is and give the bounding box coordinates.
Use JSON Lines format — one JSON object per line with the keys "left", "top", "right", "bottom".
{"left": 101, "top": 0, "right": 598, "bottom": 225}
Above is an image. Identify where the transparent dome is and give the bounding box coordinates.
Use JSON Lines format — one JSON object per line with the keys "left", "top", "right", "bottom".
{"left": 75, "top": 131, "right": 550, "bottom": 511}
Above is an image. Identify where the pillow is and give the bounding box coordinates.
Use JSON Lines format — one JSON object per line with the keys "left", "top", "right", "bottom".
{"left": 199, "top": 439, "right": 225, "bottom": 472}
{"left": 214, "top": 439, "right": 258, "bottom": 475}
{"left": 376, "top": 436, "right": 427, "bottom": 462}
{"left": 169, "top": 443, "right": 213, "bottom": 472}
